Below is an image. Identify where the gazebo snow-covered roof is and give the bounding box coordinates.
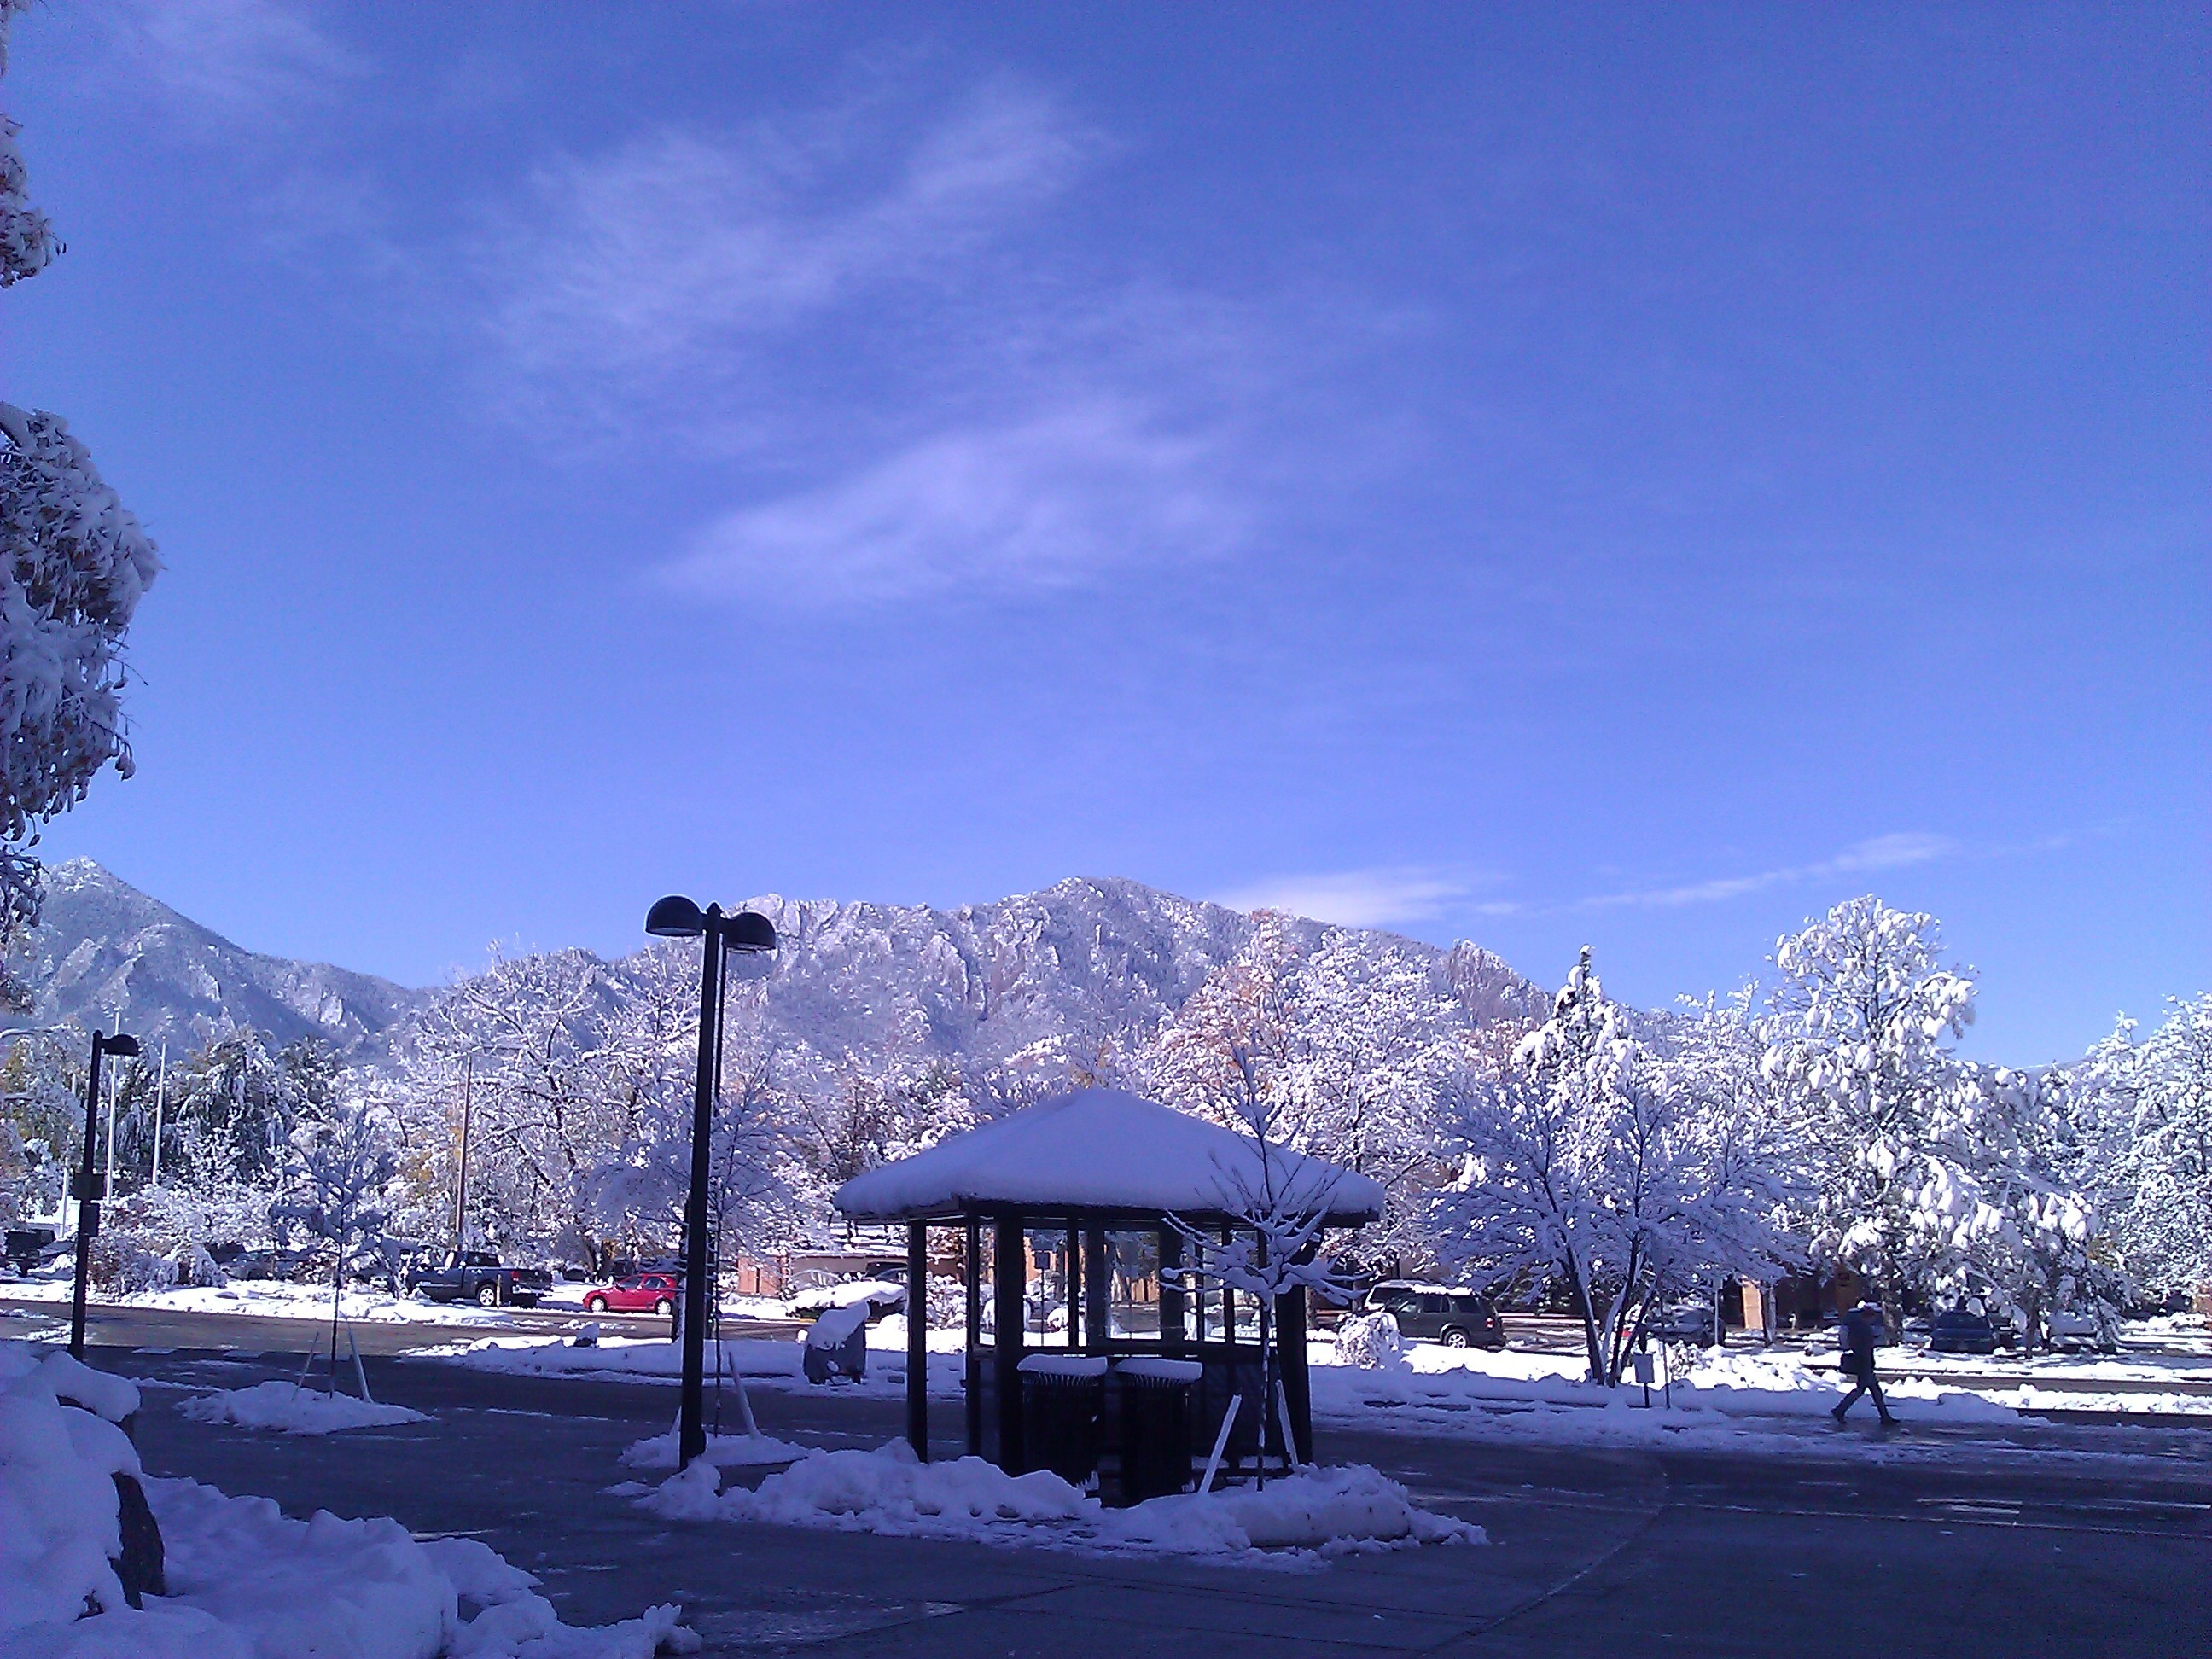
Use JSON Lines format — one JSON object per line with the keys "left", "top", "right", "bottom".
{"left": 832, "top": 1087, "right": 1388, "bottom": 1225}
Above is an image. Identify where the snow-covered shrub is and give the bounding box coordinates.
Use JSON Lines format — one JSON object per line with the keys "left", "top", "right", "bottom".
{"left": 87, "top": 1228, "right": 178, "bottom": 1294}
{"left": 171, "top": 1243, "right": 228, "bottom": 1289}
{"left": 925, "top": 1273, "right": 963, "bottom": 1327}
{"left": 1332, "top": 1311, "right": 1408, "bottom": 1371}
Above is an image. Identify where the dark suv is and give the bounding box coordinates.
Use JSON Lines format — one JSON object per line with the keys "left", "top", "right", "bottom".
{"left": 1364, "top": 1282, "right": 1505, "bottom": 1349}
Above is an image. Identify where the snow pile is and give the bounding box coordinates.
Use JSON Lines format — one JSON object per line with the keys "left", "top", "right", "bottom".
{"left": 0, "top": 1347, "right": 148, "bottom": 1638}
{"left": 620, "top": 1429, "right": 808, "bottom": 1470}
{"left": 1103, "top": 1464, "right": 1483, "bottom": 1556}
{"left": 638, "top": 1441, "right": 1480, "bottom": 1564}
{"left": 1332, "top": 1312, "right": 1409, "bottom": 1371}
{"left": 177, "top": 1381, "right": 431, "bottom": 1435}
{"left": 643, "top": 1441, "right": 1089, "bottom": 1536}
{"left": 1, "top": 1340, "right": 696, "bottom": 1656}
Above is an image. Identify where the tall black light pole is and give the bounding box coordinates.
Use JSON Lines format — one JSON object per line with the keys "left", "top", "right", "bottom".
{"left": 70, "top": 1028, "right": 140, "bottom": 1358}
{"left": 646, "top": 895, "right": 777, "bottom": 1468}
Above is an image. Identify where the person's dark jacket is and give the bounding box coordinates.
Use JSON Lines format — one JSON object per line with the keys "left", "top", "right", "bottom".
{"left": 1841, "top": 1311, "right": 1878, "bottom": 1377}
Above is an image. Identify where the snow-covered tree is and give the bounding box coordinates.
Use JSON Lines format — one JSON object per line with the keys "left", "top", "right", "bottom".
{"left": 1759, "top": 896, "right": 1976, "bottom": 1340}
{"left": 1145, "top": 913, "right": 1464, "bottom": 1266}
{"left": 1432, "top": 950, "right": 1794, "bottom": 1385}
{"left": 0, "top": 3, "right": 58, "bottom": 288}
{"left": 2082, "top": 995, "right": 2212, "bottom": 1298}
{"left": 1925, "top": 1062, "right": 2119, "bottom": 1349}
{"left": 166, "top": 1031, "right": 334, "bottom": 1189}
{"left": 1161, "top": 1061, "right": 1353, "bottom": 1481}
{"left": 0, "top": 9, "right": 159, "bottom": 1000}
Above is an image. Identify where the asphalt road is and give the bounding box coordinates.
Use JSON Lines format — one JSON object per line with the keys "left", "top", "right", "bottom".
{"left": 26, "top": 1304, "right": 2208, "bottom": 1659}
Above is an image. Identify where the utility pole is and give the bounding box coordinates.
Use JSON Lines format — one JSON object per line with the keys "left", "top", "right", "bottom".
{"left": 452, "top": 1056, "right": 473, "bottom": 1252}
{"left": 149, "top": 1043, "right": 166, "bottom": 1188}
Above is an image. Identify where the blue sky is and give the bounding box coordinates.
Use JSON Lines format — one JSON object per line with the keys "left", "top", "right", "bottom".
{"left": 5, "top": 3, "right": 2203, "bottom": 1061}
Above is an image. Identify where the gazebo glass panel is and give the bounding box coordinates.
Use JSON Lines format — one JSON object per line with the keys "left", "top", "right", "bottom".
{"left": 1103, "top": 1230, "right": 1161, "bottom": 1339}
{"left": 1022, "top": 1226, "right": 1071, "bottom": 1341}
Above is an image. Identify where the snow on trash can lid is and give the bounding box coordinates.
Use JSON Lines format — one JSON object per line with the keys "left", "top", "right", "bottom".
{"left": 1114, "top": 1356, "right": 1203, "bottom": 1385}
{"left": 805, "top": 1303, "right": 871, "bottom": 1348}
{"left": 1016, "top": 1353, "right": 1110, "bottom": 1381}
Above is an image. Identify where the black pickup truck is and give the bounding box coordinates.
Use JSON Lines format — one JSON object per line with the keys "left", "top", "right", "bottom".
{"left": 406, "top": 1249, "right": 552, "bottom": 1308}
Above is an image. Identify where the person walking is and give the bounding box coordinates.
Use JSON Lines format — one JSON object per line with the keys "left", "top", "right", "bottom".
{"left": 1831, "top": 1301, "right": 1897, "bottom": 1427}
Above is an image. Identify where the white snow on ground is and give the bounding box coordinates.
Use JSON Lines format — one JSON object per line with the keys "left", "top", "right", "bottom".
{"left": 430, "top": 1330, "right": 968, "bottom": 1404}
{"left": 0, "top": 1340, "right": 696, "bottom": 1657}
{"left": 2, "top": 1272, "right": 521, "bottom": 1327}
{"left": 638, "top": 1440, "right": 1479, "bottom": 1566}
{"left": 620, "top": 1429, "right": 809, "bottom": 1470}
{"left": 177, "top": 1380, "right": 431, "bottom": 1435}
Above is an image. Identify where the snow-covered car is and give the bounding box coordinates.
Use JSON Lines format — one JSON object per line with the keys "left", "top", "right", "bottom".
{"left": 582, "top": 1272, "right": 681, "bottom": 1316}
{"left": 2046, "top": 1312, "right": 2118, "bottom": 1354}
{"left": 785, "top": 1278, "right": 905, "bottom": 1322}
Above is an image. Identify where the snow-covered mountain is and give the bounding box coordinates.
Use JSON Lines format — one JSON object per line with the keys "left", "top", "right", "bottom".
{"left": 732, "top": 878, "right": 1551, "bottom": 1073}
{"left": 11, "top": 862, "right": 1553, "bottom": 1068}
{"left": 13, "top": 859, "right": 427, "bottom": 1057}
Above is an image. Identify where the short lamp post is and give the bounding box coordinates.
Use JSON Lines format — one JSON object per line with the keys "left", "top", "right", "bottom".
{"left": 645, "top": 895, "right": 777, "bottom": 1469}
{"left": 70, "top": 1028, "right": 140, "bottom": 1358}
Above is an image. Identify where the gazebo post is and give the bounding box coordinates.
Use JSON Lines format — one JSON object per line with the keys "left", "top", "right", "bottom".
{"left": 1159, "top": 1230, "right": 1185, "bottom": 1353}
{"left": 1277, "top": 1280, "right": 1313, "bottom": 1464}
{"left": 1064, "top": 1222, "right": 1080, "bottom": 1348}
{"left": 1083, "top": 1224, "right": 1109, "bottom": 1348}
{"left": 992, "top": 1214, "right": 1025, "bottom": 1473}
{"left": 963, "top": 1212, "right": 982, "bottom": 1457}
{"left": 905, "top": 1220, "right": 928, "bottom": 1461}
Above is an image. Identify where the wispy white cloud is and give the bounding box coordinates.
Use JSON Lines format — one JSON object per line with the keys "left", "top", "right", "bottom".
{"left": 467, "top": 76, "right": 1299, "bottom": 605}
{"left": 1577, "top": 832, "right": 1957, "bottom": 910}
{"left": 661, "top": 398, "right": 1249, "bottom": 603}
{"left": 97, "top": 0, "right": 364, "bottom": 126}
{"left": 477, "top": 82, "right": 1091, "bottom": 428}
{"left": 1212, "top": 868, "right": 1499, "bottom": 930}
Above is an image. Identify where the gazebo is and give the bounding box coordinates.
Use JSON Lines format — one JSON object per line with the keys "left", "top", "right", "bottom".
{"left": 832, "top": 1087, "right": 1385, "bottom": 1492}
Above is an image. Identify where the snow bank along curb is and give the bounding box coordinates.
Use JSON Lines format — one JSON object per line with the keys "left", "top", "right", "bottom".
{"left": 177, "top": 1379, "right": 432, "bottom": 1435}
{"left": 0, "top": 1341, "right": 697, "bottom": 1656}
{"left": 636, "top": 1440, "right": 1482, "bottom": 1565}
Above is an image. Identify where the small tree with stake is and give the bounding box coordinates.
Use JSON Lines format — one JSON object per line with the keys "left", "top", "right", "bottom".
{"left": 271, "top": 1092, "right": 400, "bottom": 1399}
{"left": 1162, "top": 1036, "right": 1351, "bottom": 1487}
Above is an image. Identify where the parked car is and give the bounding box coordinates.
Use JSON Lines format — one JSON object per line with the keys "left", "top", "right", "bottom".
{"left": 582, "top": 1272, "right": 682, "bottom": 1316}
{"left": 1646, "top": 1301, "right": 1721, "bottom": 1345}
{"left": 230, "top": 1247, "right": 321, "bottom": 1283}
{"left": 406, "top": 1249, "right": 552, "bottom": 1307}
{"left": 3, "top": 1227, "right": 57, "bottom": 1276}
{"left": 786, "top": 1278, "right": 907, "bottom": 1322}
{"left": 1363, "top": 1282, "right": 1505, "bottom": 1349}
{"left": 1929, "top": 1306, "right": 2000, "bottom": 1354}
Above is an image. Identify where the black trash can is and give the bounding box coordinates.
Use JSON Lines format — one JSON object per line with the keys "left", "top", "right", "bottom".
{"left": 1017, "top": 1354, "right": 1108, "bottom": 1484}
{"left": 1104, "top": 1357, "right": 1202, "bottom": 1505}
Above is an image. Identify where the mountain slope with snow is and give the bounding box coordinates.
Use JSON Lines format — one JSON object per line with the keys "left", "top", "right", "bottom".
{"left": 9, "top": 863, "right": 1552, "bottom": 1069}
{"left": 12, "top": 859, "right": 428, "bottom": 1057}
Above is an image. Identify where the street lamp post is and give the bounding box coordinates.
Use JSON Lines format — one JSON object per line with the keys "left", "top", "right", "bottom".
{"left": 645, "top": 895, "right": 777, "bottom": 1468}
{"left": 69, "top": 1027, "right": 140, "bottom": 1358}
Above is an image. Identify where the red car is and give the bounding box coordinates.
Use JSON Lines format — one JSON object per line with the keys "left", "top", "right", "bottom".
{"left": 582, "top": 1272, "right": 681, "bottom": 1315}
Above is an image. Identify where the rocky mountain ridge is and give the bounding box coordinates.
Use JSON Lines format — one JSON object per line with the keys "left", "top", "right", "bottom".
{"left": 11, "top": 862, "right": 1554, "bottom": 1069}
